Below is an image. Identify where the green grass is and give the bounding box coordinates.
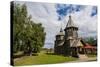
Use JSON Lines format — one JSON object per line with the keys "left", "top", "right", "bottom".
{"left": 14, "top": 52, "right": 77, "bottom": 66}
{"left": 87, "top": 54, "right": 97, "bottom": 57}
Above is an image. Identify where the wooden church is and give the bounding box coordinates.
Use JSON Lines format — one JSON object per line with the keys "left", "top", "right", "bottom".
{"left": 54, "top": 15, "right": 87, "bottom": 57}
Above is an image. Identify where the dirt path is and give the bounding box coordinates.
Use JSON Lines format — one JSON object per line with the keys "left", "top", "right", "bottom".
{"left": 67, "top": 57, "right": 97, "bottom": 63}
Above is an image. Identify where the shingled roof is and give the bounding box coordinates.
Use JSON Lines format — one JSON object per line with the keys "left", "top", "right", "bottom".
{"left": 57, "top": 28, "right": 64, "bottom": 36}
{"left": 71, "top": 38, "right": 83, "bottom": 47}
{"left": 66, "top": 15, "right": 78, "bottom": 28}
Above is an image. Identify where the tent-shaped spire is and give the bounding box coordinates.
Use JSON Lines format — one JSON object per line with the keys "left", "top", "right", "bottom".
{"left": 60, "top": 27, "right": 63, "bottom": 32}
{"left": 57, "top": 28, "right": 64, "bottom": 36}
{"left": 66, "top": 15, "right": 77, "bottom": 28}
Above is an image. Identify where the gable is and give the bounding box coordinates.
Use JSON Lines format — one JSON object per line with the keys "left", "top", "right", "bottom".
{"left": 71, "top": 39, "right": 84, "bottom": 47}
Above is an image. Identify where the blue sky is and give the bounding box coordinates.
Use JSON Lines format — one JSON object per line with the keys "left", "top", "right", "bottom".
{"left": 15, "top": 1, "right": 97, "bottom": 48}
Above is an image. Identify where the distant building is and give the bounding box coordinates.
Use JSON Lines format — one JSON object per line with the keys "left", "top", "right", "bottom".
{"left": 54, "top": 15, "right": 96, "bottom": 57}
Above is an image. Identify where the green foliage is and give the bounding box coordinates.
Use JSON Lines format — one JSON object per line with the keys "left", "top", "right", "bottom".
{"left": 85, "top": 37, "right": 96, "bottom": 46}
{"left": 12, "top": 3, "right": 46, "bottom": 55}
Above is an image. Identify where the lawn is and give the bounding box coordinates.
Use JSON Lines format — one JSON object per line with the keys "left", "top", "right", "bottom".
{"left": 87, "top": 54, "right": 97, "bottom": 57}
{"left": 14, "top": 52, "right": 77, "bottom": 66}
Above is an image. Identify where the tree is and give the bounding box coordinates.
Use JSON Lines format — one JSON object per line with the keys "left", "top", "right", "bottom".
{"left": 85, "top": 37, "right": 96, "bottom": 46}
{"left": 12, "top": 3, "right": 46, "bottom": 55}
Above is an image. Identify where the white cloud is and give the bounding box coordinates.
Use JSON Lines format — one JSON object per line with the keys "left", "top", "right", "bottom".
{"left": 15, "top": 1, "right": 97, "bottom": 48}
{"left": 24, "top": 2, "right": 62, "bottom": 48}
{"left": 71, "top": 6, "right": 97, "bottom": 37}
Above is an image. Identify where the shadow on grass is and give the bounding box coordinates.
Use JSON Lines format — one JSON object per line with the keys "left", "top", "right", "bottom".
{"left": 45, "top": 53, "right": 56, "bottom": 55}
{"left": 13, "top": 53, "right": 39, "bottom": 59}
{"left": 45, "top": 53, "right": 79, "bottom": 59}
{"left": 13, "top": 54, "right": 24, "bottom": 58}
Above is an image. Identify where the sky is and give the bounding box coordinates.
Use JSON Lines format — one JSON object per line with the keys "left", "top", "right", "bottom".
{"left": 14, "top": 1, "right": 97, "bottom": 48}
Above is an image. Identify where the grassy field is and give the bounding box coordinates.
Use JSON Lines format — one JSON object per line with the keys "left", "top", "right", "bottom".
{"left": 87, "top": 54, "right": 97, "bottom": 57}
{"left": 14, "top": 51, "right": 77, "bottom": 66}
